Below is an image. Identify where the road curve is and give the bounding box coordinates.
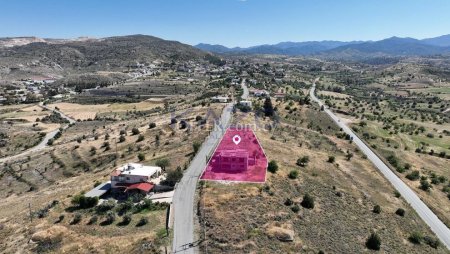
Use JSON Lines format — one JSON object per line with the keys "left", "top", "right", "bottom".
{"left": 0, "top": 103, "right": 76, "bottom": 163}
{"left": 309, "top": 80, "right": 450, "bottom": 250}
{"left": 172, "top": 103, "right": 233, "bottom": 254}
{"left": 39, "top": 103, "right": 76, "bottom": 124}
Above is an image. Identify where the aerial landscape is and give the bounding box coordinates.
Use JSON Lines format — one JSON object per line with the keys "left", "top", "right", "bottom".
{"left": 0, "top": 0, "right": 449, "bottom": 253}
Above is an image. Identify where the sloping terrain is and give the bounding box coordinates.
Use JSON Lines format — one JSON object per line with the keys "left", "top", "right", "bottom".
{"left": 0, "top": 35, "right": 213, "bottom": 79}
{"left": 197, "top": 104, "right": 448, "bottom": 253}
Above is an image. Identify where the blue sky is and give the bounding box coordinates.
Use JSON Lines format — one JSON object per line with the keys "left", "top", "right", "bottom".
{"left": 1, "top": 0, "right": 449, "bottom": 47}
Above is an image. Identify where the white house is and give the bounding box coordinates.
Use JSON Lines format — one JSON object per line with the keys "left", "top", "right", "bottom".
{"left": 110, "top": 163, "right": 162, "bottom": 194}
{"left": 252, "top": 89, "right": 269, "bottom": 97}
{"left": 211, "top": 96, "right": 230, "bottom": 103}
{"left": 240, "top": 100, "right": 252, "bottom": 107}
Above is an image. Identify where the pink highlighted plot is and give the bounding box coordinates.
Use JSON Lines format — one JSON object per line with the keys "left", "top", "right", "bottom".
{"left": 200, "top": 127, "right": 268, "bottom": 183}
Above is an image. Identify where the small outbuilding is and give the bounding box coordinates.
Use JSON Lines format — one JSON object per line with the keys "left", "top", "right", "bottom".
{"left": 211, "top": 96, "right": 230, "bottom": 103}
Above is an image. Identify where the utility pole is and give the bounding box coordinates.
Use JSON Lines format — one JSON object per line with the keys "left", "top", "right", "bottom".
{"left": 112, "top": 137, "right": 118, "bottom": 159}
{"left": 29, "top": 203, "right": 32, "bottom": 222}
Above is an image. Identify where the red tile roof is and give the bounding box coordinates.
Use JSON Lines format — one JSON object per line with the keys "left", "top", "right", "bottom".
{"left": 125, "top": 182, "right": 154, "bottom": 193}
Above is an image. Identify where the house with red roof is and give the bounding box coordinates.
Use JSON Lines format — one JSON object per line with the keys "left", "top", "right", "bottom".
{"left": 110, "top": 163, "right": 162, "bottom": 195}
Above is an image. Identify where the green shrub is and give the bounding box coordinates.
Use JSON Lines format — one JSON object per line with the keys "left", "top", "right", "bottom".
{"left": 103, "top": 211, "right": 115, "bottom": 225}
{"left": 120, "top": 214, "right": 132, "bottom": 226}
{"left": 133, "top": 199, "right": 168, "bottom": 213}
{"left": 296, "top": 156, "right": 309, "bottom": 167}
{"left": 406, "top": 170, "right": 420, "bottom": 181}
{"left": 95, "top": 199, "right": 116, "bottom": 214}
{"left": 346, "top": 152, "right": 353, "bottom": 161}
{"left": 70, "top": 213, "right": 82, "bottom": 225}
{"left": 408, "top": 232, "right": 422, "bottom": 244}
{"left": 138, "top": 153, "right": 145, "bottom": 161}
{"left": 423, "top": 236, "right": 440, "bottom": 249}
{"left": 284, "top": 198, "right": 293, "bottom": 206}
{"left": 366, "top": 232, "right": 381, "bottom": 250}
{"left": 163, "top": 167, "right": 183, "bottom": 187}
{"left": 419, "top": 179, "right": 431, "bottom": 191}
{"left": 131, "top": 128, "right": 140, "bottom": 135}
{"left": 291, "top": 205, "right": 300, "bottom": 213}
{"left": 300, "top": 193, "right": 314, "bottom": 209}
{"left": 56, "top": 214, "right": 65, "bottom": 223}
{"left": 149, "top": 122, "right": 156, "bottom": 129}
{"left": 137, "top": 134, "right": 145, "bottom": 142}
{"left": 288, "top": 170, "right": 299, "bottom": 179}
{"left": 373, "top": 205, "right": 382, "bottom": 214}
{"left": 88, "top": 215, "right": 98, "bottom": 225}
{"left": 71, "top": 194, "right": 98, "bottom": 209}
{"left": 117, "top": 199, "right": 134, "bottom": 215}
{"left": 193, "top": 142, "right": 201, "bottom": 155}
{"left": 155, "top": 158, "right": 170, "bottom": 170}
{"left": 267, "top": 160, "right": 278, "bottom": 173}
{"left": 395, "top": 208, "right": 405, "bottom": 217}
{"left": 387, "top": 154, "right": 400, "bottom": 169}
{"left": 136, "top": 217, "right": 148, "bottom": 227}
{"left": 327, "top": 156, "right": 335, "bottom": 163}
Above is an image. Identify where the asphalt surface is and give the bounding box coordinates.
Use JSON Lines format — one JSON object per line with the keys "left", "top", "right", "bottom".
{"left": 310, "top": 81, "right": 450, "bottom": 250}
{"left": 39, "top": 103, "right": 76, "bottom": 124}
{"left": 172, "top": 103, "right": 233, "bottom": 253}
{"left": 0, "top": 103, "right": 75, "bottom": 163}
{"left": 241, "top": 78, "right": 249, "bottom": 100}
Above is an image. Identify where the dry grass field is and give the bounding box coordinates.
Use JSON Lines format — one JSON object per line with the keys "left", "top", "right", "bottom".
{"left": 197, "top": 105, "right": 448, "bottom": 253}
{"left": 316, "top": 69, "right": 450, "bottom": 230}
{"left": 318, "top": 90, "right": 350, "bottom": 98}
{"left": 0, "top": 104, "right": 60, "bottom": 157}
{"left": 350, "top": 118, "right": 450, "bottom": 227}
{"left": 47, "top": 100, "right": 165, "bottom": 121}
{"left": 0, "top": 101, "right": 222, "bottom": 253}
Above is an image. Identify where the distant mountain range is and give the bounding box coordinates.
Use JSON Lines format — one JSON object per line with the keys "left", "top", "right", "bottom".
{"left": 195, "top": 34, "right": 450, "bottom": 58}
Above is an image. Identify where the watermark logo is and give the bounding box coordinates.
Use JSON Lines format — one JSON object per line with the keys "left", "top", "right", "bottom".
{"left": 168, "top": 106, "right": 279, "bottom": 134}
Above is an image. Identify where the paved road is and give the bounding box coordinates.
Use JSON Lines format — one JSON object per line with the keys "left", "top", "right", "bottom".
{"left": 241, "top": 78, "right": 249, "bottom": 100}
{"left": 172, "top": 80, "right": 251, "bottom": 253}
{"left": 39, "top": 103, "right": 76, "bottom": 124}
{"left": 309, "top": 80, "right": 450, "bottom": 250}
{"left": 172, "top": 103, "right": 233, "bottom": 253}
{"left": 0, "top": 103, "right": 76, "bottom": 163}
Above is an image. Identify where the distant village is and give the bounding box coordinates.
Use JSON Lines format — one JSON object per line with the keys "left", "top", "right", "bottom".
{"left": 0, "top": 56, "right": 320, "bottom": 106}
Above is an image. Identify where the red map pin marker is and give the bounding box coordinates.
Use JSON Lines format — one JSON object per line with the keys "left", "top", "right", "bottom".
{"left": 232, "top": 135, "right": 241, "bottom": 145}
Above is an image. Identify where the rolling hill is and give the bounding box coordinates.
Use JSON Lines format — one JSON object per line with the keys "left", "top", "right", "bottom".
{"left": 0, "top": 35, "right": 212, "bottom": 71}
